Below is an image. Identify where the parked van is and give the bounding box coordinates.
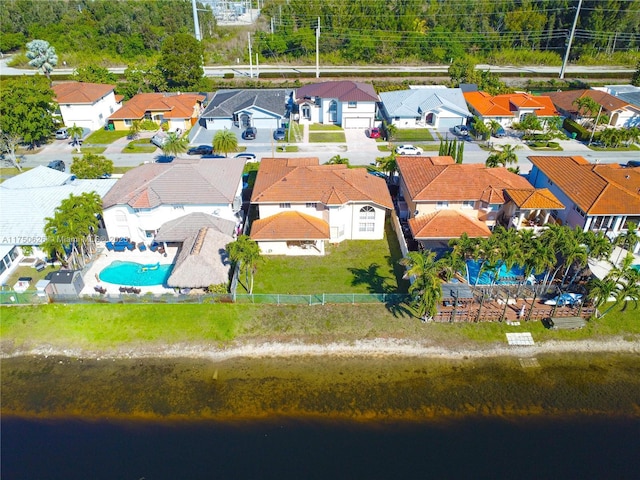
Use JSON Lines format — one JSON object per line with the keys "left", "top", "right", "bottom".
{"left": 55, "top": 128, "right": 69, "bottom": 140}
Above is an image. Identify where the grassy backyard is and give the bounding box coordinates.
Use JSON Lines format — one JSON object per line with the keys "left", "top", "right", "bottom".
{"left": 309, "top": 124, "right": 343, "bottom": 131}
{"left": 251, "top": 220, "right": 409, "bottom": 295}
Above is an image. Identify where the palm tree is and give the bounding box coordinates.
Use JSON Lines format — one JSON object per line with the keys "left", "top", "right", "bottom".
{"left": 128, "top": 120, "right": 142, "bottom": 140}
{"left": 376, "top": 153, "right": 397, "bottom": 182}
{"left": 437, "top": 251, "right": 466, "bottom": 282}
{"left": 586, "top": 277, "right": 617, "bottom": 312}
{"left": 161, "top": 132, "right": 188, "bottom": 158}
{"left": 26, "top": 39, "right": 58, "bottom": 82}
{"left": 67, "top": 124, "right": 84, "bottom": 152}
{"left": 326, "top": 154, "right": 349, "bottom": 165}
{"left": 226, "top": 235, "right": 261, "bottom": 294}
{"left": 614, "top": 221, "right": 638, "bottom": 265}
{"left": 213, "top": 129, "right": 238, "bottom": 157}
{"left": 400, "top": 250, "right": 443, "bottom": 321}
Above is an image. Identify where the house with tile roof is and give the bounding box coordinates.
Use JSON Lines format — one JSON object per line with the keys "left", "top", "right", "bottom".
{"left": 106, "top": 92, "right": 206, "bottom": 132}
{"left": 0, "top": 166, "right": 117, "bottom": 284}
{"left": 547, "top": 89, "right": 640, "bottom": 128}
{"left": 527, "top": 156, "right": 640, "bottom": 250}
{"left": 463, "top": 91, "right": 559, "bottom": 128}
{"left": 250, "top": 158, "right": 393, "bottom": 255}
{"left": 52, "top": 81, "right": 122, "bottom": 131}
{"left": 379, "top": 87, "right": 471, "bottom": 130}
{"left": 294, "top": 81, "right": 379, "bottom": 129}
{"left": 102, "top": 158, "right": 245, "bottom": 245}
{"left": 200, "top": 89, "right": 292, "bottom": 131}
{"left": 396, "top": 156, "right": 563, "bottom": 251}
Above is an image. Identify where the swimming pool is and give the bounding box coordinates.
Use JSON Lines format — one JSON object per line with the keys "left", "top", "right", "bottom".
{"left": 99, "top": 261, "right": 173, "bottom": 286}
{"left": 466, "top": 260, "right": 529, "bottom": 285}
{"left": 632, "top": 265, "right": 640, "bottom": 272}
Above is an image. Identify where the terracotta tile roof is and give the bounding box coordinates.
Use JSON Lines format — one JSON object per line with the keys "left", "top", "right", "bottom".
{"left": 504, "top": 188, "right": 565, "bottom": 210}
{"left": 464, "top": 91, "right": 559, "bottom": 117}
{"left": 251, "top": 158, "right": 393, "bottom": 209}
{"left": 547, "top": 89, "right": 629, "bottom": 115}
{"left": 108, "top": 92, "right": 205, "bottom": 120}
{"left": 53, "top": 81, "right": 115, "bottom": 104}
{"left": 409, "top": 210, "right": 492, "bottom": 240}
{"left": 397, "top": 156, "right": 532, "bottom": 204}
{"left": 295, "top": 81, "right": 379, "bottom": 102}
{"left": 250, "top": 211, "right": 330, "bottom": 240}
{"left": 102, "top": 158, "right": 245, "bottom": 209}
{"left": 528, "top": 156, "right": 640, "bottom": 215}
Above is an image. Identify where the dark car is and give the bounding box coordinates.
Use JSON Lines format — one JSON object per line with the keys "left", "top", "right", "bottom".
{"left": 273, "top": 128, "right": 286, "bottom": 141}
{"left": 242, "top": 127, "right": 257, "bottom": 140}
{"left": 201, "top": 154, "right": 226, "bottom": 159}
{"left": 492, "top": 126, "right": 506, "bottom": 138}
{"left": 235, "top": 152, "right": 257, "bottom": 162}
{"left": 47, "top": 160, "right": 65, "bottom": 172}
{"left": 187, "top": 145, "right": 213, "bottom": 156}
{"left": 626, "top": 160, "right": 640, "bottom": 168}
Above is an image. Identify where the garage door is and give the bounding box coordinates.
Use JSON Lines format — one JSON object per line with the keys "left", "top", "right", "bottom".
{"left": 253, "top": 118, "right": 281, "bottom": 129}
{"left": 438, "top": 117, "right": 463, "bottom": 129}
{"left": 343, "top": 117, "right": 371, "bottom": 129}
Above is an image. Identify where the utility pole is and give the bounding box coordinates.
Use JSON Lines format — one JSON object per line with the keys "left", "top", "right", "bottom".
{"left": 560, "top": 0, "right": 583, "bottom": 79}
{"left": 315, "top": 16, "right": 320, "bottom": 79}
{"left": 191, "top": 0, "right": 201, "bottom": 41}
{"left": 248, "top": 32, "right": 253, "bottom": 78}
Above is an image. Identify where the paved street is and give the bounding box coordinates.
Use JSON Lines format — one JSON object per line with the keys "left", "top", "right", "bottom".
{"left": 13, "top": 124, "right": 637, "bottom": 177}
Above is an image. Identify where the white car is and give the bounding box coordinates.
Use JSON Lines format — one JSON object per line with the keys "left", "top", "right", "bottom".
{"left": 395, "top": 145, "right": 424, "bottom": 155}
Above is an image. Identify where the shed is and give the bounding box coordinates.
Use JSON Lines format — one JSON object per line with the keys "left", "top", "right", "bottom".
{"left": 45, "top": 270, "right": 85, "bottom": 296}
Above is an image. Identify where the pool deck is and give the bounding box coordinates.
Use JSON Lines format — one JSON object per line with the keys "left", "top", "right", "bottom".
{"left": 80, "top": 244, "right": 180, "bottom": 296}
{"left": 588, "top": 246, "right": 640, "bottom": 281}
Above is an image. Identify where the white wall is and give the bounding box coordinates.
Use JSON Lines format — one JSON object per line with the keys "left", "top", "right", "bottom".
{"left": 59, "top": 92, "right": 120, "bottom": 131}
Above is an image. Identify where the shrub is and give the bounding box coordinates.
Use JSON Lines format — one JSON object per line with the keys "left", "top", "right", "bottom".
{"left": 563, "top": 118, "right": 590, "bottom": 141}
{"left": 547, "top": 141, "right": 560, "bottom": 149}
{"left": 139, "top": 119, "right": 159, "bottom": 131}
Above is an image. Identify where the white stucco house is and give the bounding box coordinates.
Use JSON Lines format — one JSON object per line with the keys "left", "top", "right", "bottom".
{"left": 199, "top": 89, "right": 292, "bottom": 130}
{"left": 52, "top": 81, "right": 122, "bottom": 131}
{"left": 379, "top": 86, "right": 471, "bottom": 130}
{"left": 527, "top": 156, "right": 640, "bottom": 250}
{"left": 294, "top": 81, "right": 379, "bottom": 129}
{"left": 249, "top": 158, "right": 393, "bottom": 255}
{"left": 102, "top": 158, "right": 246, "bottom": 245}
{"left": 0, "top": 166, "right": 117, "bottom": 285}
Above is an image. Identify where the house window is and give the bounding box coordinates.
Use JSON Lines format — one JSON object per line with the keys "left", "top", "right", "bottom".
{"left": 359, "top": 206, "right": 375, "bottom": 220}
{"left": 348, "top": 101, "right": 357, "bottom": 108}
{"left": 99, "top": 113, "right": 103, "bottom": 120}
{"left": 489, "top": 204, "right": 500, "bottom": 212}
{"left": 110, "top": 106, "right": 114, "bottom": 114}
{"left": 306, "top": 202, "right": 317, "bottom": 209}
{"left": 302, "top": 105, "right": 311, "bottom": 120}
{"left": 124, "top": 119, "right": 132, "bottom": 126}
{"left": 574, "top": 205, "right": 585, "bottom": 217}
{"left": 279, "top": 203, "right": 291, "bottom": 209}
{"left": 173, "top": 206, "right": 185, "bottom": 211}
{"left": 436, "top": 201, "right": 449, "bottom": 209}
{"left": 463, "top": 201, "right": 474, "bottom": 209}
{"left": 359, "top": 223, "right": 375, "bottom": 232}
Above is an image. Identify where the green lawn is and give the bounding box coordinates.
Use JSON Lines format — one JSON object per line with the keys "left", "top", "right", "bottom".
{"left": 252, "top": 221, "right": 409, "bottom": 295}
{"left": 393, "top": 129, "right": 434, "bottom": 142}
{"left": 309, "top": 132, "right": 346, "bottom": 143}
{"left": 123, "top": 139, "right": 157, "bottom": 153}
{"left": 309, "top": 124, "right": 343, "bottom": 131}
{"left": 588, "top": 144, "right": 640, "bottom": 151}
{"left": 84, "top": 130, "right": 129, "bottom": 144}
{"left": 1, "top": 301, "right": 637, "bottom": 352}
{"left": 78, "top": 146, "right": 107, "bottom": 154}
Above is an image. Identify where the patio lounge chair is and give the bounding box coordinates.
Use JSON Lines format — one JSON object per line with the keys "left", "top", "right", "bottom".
{"left": 137, "top": 243, "right": 147, "bottom": 252}
{"left": 149, "top": 242, "right": 159, "bottom": 252}
{"left": 105, "top": 242, "right": 114, "bottom": 251}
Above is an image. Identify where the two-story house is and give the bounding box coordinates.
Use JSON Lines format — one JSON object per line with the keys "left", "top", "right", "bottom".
{"left": 547, "top": 89, "right": 640, "bottom": 128}
{"left": 106, "top": 92, "right": 206, "bottom": 132}
{"left": 527, "top": 156, "right": 640, "bottom": 251}
{"left": 294, "top": 81, "right": 379, "bottom": 129}
{"left": 250, "top": 158, "right": 393, "bottom": 255}
{"left": 52, "top": 81, "right": 122, "bottom": 131}
{"left": 102, "top": 158, "right": 245, "bottom": 245}
{"left": 396, "top": 156, "right": 563, "bottom": 252}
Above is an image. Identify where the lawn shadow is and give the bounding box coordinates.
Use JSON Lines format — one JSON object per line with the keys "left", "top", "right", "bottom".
{"left": 384, "top": 298, "right": 414, "bottom": 319}
{"left": 349, "top": 263, "right": 394, "bottom": 294}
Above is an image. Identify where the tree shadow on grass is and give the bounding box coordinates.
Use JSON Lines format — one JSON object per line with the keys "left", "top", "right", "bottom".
{"left": 349, "top": 263, "right": 393, "bottom": 294}
{"left": 384, "top": 298, "right": 414, "bottom": 319}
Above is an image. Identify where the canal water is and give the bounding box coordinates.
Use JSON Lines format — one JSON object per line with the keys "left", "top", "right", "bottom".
{"left": 2, "top": 353, "right": 640, "bottom": 479}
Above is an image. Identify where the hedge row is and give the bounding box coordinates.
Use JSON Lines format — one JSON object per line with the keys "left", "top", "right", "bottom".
{"left": 563, "top": 118, "right": 590, "bottom": 141}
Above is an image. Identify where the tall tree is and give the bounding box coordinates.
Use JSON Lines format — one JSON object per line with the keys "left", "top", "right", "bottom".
{"left": 157, "top": 33, "right": 204, "bottom": 91}
{"left": 160, "top": 132, "right": 188, "bottom": 158}
{"left": 0, "top": 76, "right": 56, "bottom": 147}
{"left": 400, "top": 250, "right": 443, "bottom": 321}
{"left": 73, "top": 65, "right": 118, "bottom": 84}
{"left": 66, "top": 124, "right": 84, "bottom": 152}
{"left": 213, "top": 129, "right": 238, "bottom": 157}
{"left": 226, "top": 235, "right": 261, "bottom": 294}
{"left": 25, "top": 39, "right": 58, "bottom": 81}
{"left": 0, "top": 131, "right": 24, "bottom": 171}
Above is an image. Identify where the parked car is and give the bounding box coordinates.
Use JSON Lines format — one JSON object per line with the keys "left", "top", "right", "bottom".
{"left": 626, "top": 160, "right": 640, "bottom": 168}
{"left": 492, "top": 125, "right": 506, "bottom": 138}
{"left": 150, "top": 133, "right": 167, "bottom": 148}
{"left": 395, "top": 144, "right": 424, "bottom": 155}
{"left": 366, "top": 127, "right": 381, "bottom": 139}
{"left": 273, "top": 128, "right": 286, "bottom": 141}
{"left": 453, "top": 125, "right": 469, "bottom": 137}
{"left": 242, "top": 126, "right": 257, "bottom": 140}
{"left": 201, "top": 154, "right": 226, "bottom": 159}
{"left": 235, "top": 152, "right": 257, "bottom": 162}
{"left": 47, "top": 160, "right": 65, "bottom": 172}
{"left": 187, "top": 145, "right": 213, "bottom": 156}
{"left": 55, "top": 128, "right": 69, "bottom": 140}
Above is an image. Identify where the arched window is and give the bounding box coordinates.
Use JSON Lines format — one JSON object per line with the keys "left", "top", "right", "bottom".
{"left": 359, "top": 206, "right": 375, "bottom": 232}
